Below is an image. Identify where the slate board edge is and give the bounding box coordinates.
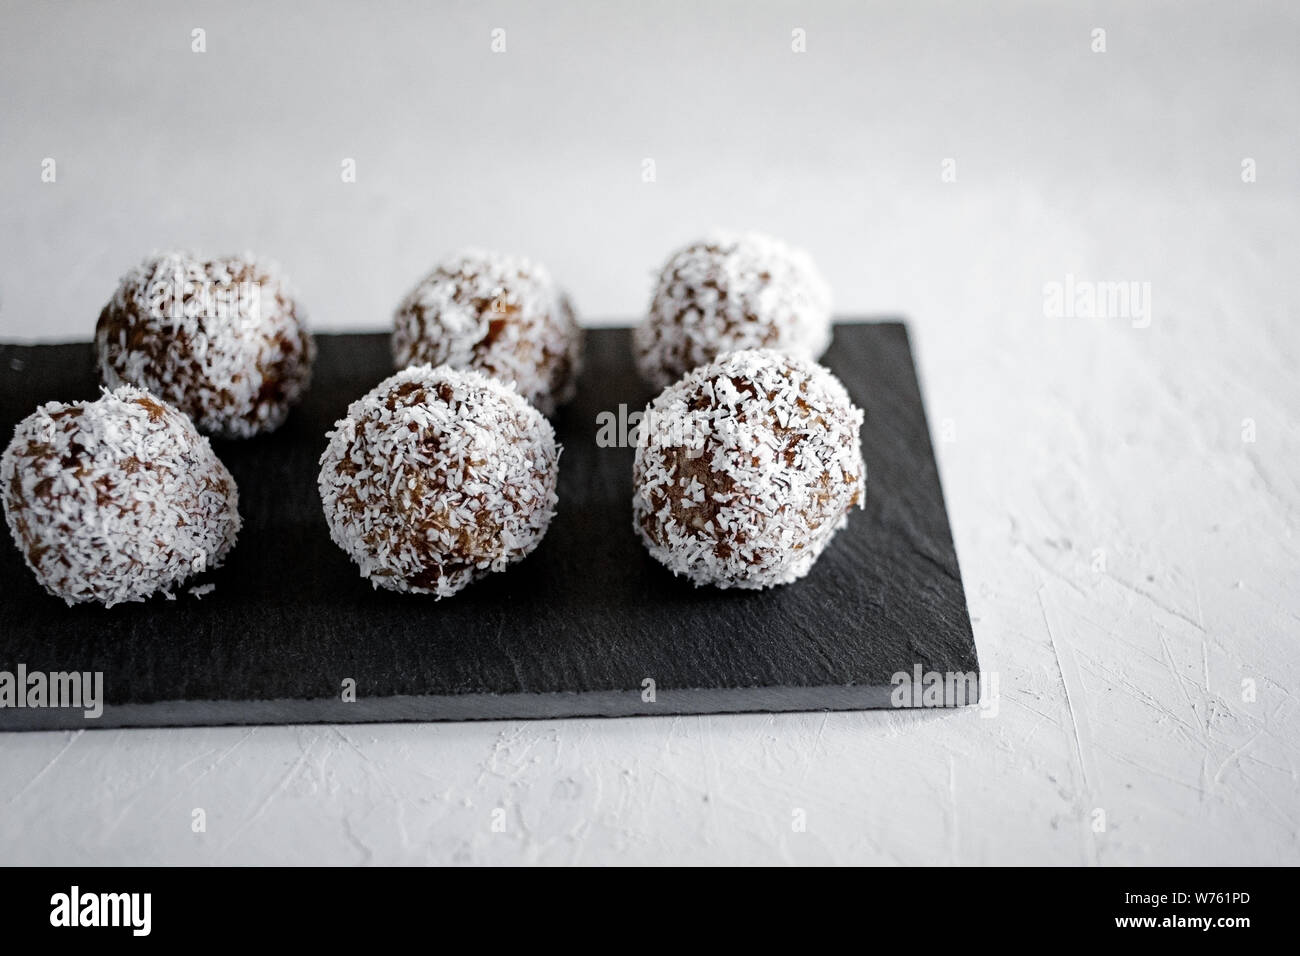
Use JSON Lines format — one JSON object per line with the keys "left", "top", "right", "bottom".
{"left": 0, "top": 680, "right": 983, "bottom": 731}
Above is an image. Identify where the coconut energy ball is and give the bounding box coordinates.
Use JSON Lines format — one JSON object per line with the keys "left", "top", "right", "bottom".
{"left": 634, "top": 232, "right": 833, "bottom": 388}
{"left": 95, "top": 251, "right": 315, "bottom": 438}
{"left": 392, "top": 249, "right": 583, "bottom": 416}
{"left": 633, "top": 349, "right": 864, "bottom": 589}
{"left": 1, "top": 387, "right": 242, "bottom": 606}
{"left": 318, "top": 365, "right": 560, "bottom": 598}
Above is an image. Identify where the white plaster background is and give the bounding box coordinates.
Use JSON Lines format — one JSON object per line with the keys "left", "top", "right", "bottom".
{"left": 0, "top": 1, "right": 1297, "bottom": 864}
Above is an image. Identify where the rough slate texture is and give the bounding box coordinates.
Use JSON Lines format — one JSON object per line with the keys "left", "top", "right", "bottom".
{"left": 0, "top": 323, "right": 976, "bottom": 729}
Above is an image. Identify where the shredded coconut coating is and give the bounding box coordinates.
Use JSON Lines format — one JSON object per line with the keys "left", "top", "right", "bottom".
{"left": 392, "top": 249, "right": 583, "bottom": 416}
{"left": 1, "top": 387, "right": 242, "bottom": 607}
{"left": 634, "top": 231, "right": 833, "bottom": 388}
{"left": 632, "top": 349, "right": 865, "bottom": 589}
{"left": 318, "top": 365, "right": 561, "bottom": 598}
{"left": 95, "top": 251, "right": 315, "bottom": 438}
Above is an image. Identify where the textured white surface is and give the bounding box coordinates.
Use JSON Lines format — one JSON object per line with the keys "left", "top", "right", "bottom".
{"left": 1, "top": 1, "right": 1298, "bottom": 864}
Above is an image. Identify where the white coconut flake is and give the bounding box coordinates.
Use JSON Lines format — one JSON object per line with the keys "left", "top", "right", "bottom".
{"left": 318, "top": 364, "right": 561, "bottom": 598}
{"left": 634, "top": 231, "right": 833, "bottom": 388}
{"left": 95, "top": 251, "right": 315, "bottom": 438}
{"left": 1, "top": 386, "right": 242, "bottom": 607}
{"left": 392, "top": 249, "right": 583, "bottom": 416}
{"left": 632, "top": 348, "right": 865, "bottom": 589}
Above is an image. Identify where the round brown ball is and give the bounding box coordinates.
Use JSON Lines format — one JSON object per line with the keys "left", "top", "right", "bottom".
{"left": 95, "top": 251, "right": 315, "bottom": 438}
{"left": 633, "top": 348, "right": 864, "bottom": 589}
{"left": 635, "top": 232, "right": 832, "bottom": 388}
{"left": 392, "top": 249, "right": 582, "bottom": 415}
{"left": 1, "top": 386, "right": 242, "bottom": 606}
{"left": 318, "top": 365, "right": 560, "bottom": 598}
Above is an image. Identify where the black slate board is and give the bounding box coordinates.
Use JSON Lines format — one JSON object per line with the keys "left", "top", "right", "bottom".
{"left": 0, "top": 323, "right": 977, "bottom": 730}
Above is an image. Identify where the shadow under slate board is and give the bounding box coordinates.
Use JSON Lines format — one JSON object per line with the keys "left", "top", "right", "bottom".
{"left": 0, "top": 322, "right": 978, "bottom": 730}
